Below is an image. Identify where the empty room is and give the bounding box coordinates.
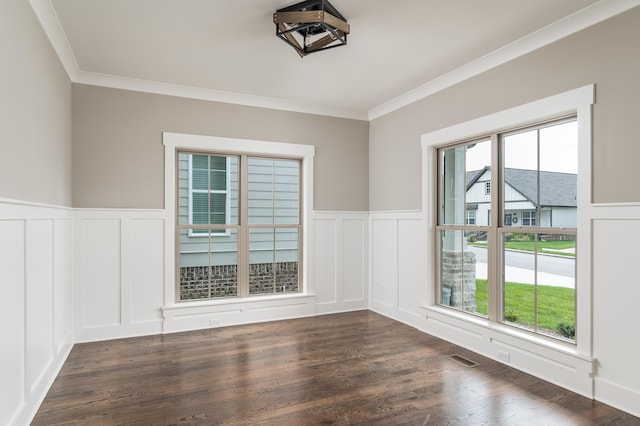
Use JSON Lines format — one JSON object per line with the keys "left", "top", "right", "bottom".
{"left": 2, "top": 0, "right": 640, "bottom": 424}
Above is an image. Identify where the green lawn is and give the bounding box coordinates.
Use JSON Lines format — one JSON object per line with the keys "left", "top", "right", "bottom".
{"left": 505, "top": 240, "right": 575, "bottom": 256}
{"left": 474, "top": 279, "right": 575, "bottom": 333}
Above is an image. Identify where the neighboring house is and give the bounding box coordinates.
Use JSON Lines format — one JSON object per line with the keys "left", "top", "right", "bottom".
{"left": 465, "top": 167, "right": 577, "bottom": 228}
{"left": 178, "top": 153, "right": 300, "bottom": 268}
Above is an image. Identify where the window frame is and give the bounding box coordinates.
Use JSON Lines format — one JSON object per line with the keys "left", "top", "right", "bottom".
{"left": 436, "top": 118, "right": 578, "bottom": 340}
{"left": 421, "top": 85, "right": 593, "bottom": 357}
{"left": 163, "top": 133, "right": 315, "bottom": 307}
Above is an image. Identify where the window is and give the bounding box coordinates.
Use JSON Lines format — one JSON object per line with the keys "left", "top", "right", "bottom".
{"left": 466, "top": 210, "right": 476, "bottom": 225}
{"left": 187, "top": 154, "right": 232, "bottom": 235}
{"left": 177, "top": 151, "right": 302, "bottom": 301}
{"left": 436, "top": 118, "right": 577, "bottom": 343}
{"left": 522, "top": 210, "right": 536, "bottom": 226}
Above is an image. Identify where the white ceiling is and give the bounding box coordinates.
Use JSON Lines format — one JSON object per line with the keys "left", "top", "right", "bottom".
{"left": 31, "top": 0, "right": 638, "bottom": 120}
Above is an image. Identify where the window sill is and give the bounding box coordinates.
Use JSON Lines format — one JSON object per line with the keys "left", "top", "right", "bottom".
{"left": 420, "top": 304, "right": 593, "bottom": 363}
{"left": 164, "top": 292, "right": 316, "bottom": 312}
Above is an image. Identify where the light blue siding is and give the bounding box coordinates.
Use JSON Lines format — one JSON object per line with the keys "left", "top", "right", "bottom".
{"left": 178, "top": 153, "right": 300, "bottom": 267}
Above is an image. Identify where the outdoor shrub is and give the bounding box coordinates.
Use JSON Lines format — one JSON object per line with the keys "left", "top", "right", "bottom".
{"left": 556, "top": 322, "right": 575, "bottom": 339}
{"left": 511, "top": 233, "right": 534, "bottom": 241}
{"left": 467, "top": 234, "right": 477, "bottom": 243}
{"left": 504, "top": 308, "right": 518, "bottom": 322}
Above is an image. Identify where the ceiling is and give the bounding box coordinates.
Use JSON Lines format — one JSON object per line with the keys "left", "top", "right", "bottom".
{"left": 32, "top": 0, "right": 633, "bottom": 120}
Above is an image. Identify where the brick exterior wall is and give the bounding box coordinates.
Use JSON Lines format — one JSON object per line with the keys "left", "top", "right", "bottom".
{"left": 440, "top": 250, "right": 477, "bottom": 312}
{"left": 179, "top": 262, "right": 299, "bottom": 300}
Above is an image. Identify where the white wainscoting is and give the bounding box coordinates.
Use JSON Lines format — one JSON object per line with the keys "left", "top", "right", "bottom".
{"left": 369, "top": 211, "right": 428, "bottom": 325}
{"left": 0, "top": 199, "right": 73, "bottom": 426}
{"left": 313, "top": 212, "right": 368, "bottom": 314}
{"left": 368, "top": 207, "right": 640, "bottom": 418}
{"left": 590, "top": 204, "right": 640, "bottom": 418}
{"left": 74, "top": 210, "right": 368, "bottom": 338}
{"left": 74, "top": 209, "right": 165, "bottom": 342}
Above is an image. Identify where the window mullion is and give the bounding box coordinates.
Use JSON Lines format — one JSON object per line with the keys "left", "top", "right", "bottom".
{"left": 237, "top": 154, "right": 249, "bottom": 297}
{"left": 488, "top": 133, "right": 501, "bottom": 322}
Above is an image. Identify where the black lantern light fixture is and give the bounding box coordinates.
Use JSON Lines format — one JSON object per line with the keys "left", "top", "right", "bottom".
{"left": 273, "top": 0, "right": 350, "bottom": 58}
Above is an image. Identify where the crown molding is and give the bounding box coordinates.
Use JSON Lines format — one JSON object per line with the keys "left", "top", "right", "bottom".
{"left": 30, "top": 0, "right": 639, "bottom": 123}
{"left": 367, "top": 0, "right": 640, "bottom": 121}
{"left": 30, "top": 0, "right": 79, "bottom": 81}
{"left": 28, "top": 0, "right": 367, "bottom": 121}
{"left": 73, "top": 71, "right": 368, "bottom": 121}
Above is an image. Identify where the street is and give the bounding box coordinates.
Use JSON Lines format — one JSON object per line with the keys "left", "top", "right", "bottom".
{"left": 467, "top": 245, "right": 575, "bottom": 288}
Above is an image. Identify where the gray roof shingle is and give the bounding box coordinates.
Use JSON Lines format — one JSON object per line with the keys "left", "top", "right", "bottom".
{"left": 466, "top": 167, "right": 576, "bottom": 207}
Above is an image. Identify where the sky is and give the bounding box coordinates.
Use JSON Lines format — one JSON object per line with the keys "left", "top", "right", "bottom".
{"left": 465, "top": 121, "right": 578, "bottom": 174}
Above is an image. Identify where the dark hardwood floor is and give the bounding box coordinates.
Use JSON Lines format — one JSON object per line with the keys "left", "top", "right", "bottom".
{"left": 33, "top": 311, "right": 639, "bottom": 425}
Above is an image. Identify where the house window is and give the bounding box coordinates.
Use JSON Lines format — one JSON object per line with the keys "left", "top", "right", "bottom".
{"left": 522, "top": 210, "right": 536, "bottom": 226}
{"left": 177, "top": 150, "right": 302, "bottom": 301}
{"left": 485, "top": 181, "right": 491, "bottom": 195}
{"left": 436, "top": 117, "right": 577, "bottom": 343}
{"left": 187, "top": 154, "right": 232, "bottom": 235}
{"left": 466, "top": 210, "right": 476, "bottom": 225}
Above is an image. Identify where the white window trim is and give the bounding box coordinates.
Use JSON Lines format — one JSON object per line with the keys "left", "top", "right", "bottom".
{"left": 421, "top": 85, "right": 594, "bottom": 359}
{"left": 187, "top": 154, "right": 231, "bottom": 237}
{"left": 163, "top": 132, "right": 315, "bottom": 308}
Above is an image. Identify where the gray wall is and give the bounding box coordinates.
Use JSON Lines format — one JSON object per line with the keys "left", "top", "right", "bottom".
{"left": 72, "top": 85, "right": 369, "bottom": 211}
{"left": 0, "top": 1, "right": 72, "bottom": 206}
{"left": 369, "top": 7, "right": 640, "bottom": 211}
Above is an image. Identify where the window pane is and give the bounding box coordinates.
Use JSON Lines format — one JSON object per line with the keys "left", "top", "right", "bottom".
{"left": 179, "top": 228, "right": 238, "bottom": 300}
{"left": 248, "top": 158, "right": 300, "bottom": 225}
{"left": 248, "top": 228, "right": 300, "bottom": 295}
{"left": 536, "top": 234, "right": 575, "bottom": 341}
{"left": 179, "top": 152, "right": 238, "bottom": 227}
{"left": 440, "top": 229, "right": 479, "bottom": 313}
{"left": 503, "top": 130, "right": 538, "bottom": 228}
{"left": 466, "top": 230, "right": 487, "bottom": 317}
{"left": 502, "top": 232, "right": 576, "bottom": 341}
{"left": 441, "top": 140, "right": 490, "bottom": 225}
{"left": 503, "top": 120, "right": 577, "bottom": 229}
{"left": 503, "top": 232, "right": 536, "bottom": 328}
{"left": 276, "top": 228, "right": 299, "bottom": 292}
{"left": 539, "top": 121, "right": 577, "bottom": 228}
{"left": 274, "top": 159, "right": 300, "bottom": 225}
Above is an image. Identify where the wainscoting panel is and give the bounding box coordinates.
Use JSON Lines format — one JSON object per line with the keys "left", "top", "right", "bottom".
{"left": 129, "top": 218, "right": 164, "bottom": 325}
{"left": 53, "top": 219, "right": 72, "bottom": 355}
{"left": 591, "top": 210, "right": 640, "bottom": 418}
{"left": 369, "top": 211, "right": 426, "bottom": 324}
{"left": 313, "top": 217, "right": 337, "bottom": 305}
{"left": 0, "top": 200, "right": 73, "bottom": 426}
{"left": 341, "top": 218, "right": 367, "bottom": 303}
{"left": 312, "top": 212, "right": 368, "bottom": 314}
{"left": 370, "top": 217, "right": 398, "bottom": 309}
{"left": 74, "top": 210, "right": 165, "bottom": 342}
{"left": 0, "top": 219, "right": 26, "bottom": 426}
{"left": 26, "top": 219, "right": 54, "bottom": 394}
{"left": 78, "top": 218, "right": 121, "bottom": 329}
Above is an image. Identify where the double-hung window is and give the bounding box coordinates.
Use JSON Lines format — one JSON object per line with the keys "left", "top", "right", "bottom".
{"left": 436, "top": 117, "right": 578, "bottom": 343}
{"left": 177, "top": 151, "right": 302, "bottom": 301}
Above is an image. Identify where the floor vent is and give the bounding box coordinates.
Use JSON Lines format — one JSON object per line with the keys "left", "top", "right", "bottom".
{"left": 450, "top": 354, "right": 479, "bottom": 367}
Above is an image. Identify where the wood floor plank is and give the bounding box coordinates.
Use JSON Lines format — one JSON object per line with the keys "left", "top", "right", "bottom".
{"left": 33, "top": 311, "right": 639, "bottom": 425}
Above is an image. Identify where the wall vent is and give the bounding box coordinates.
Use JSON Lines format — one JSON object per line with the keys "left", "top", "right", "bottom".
{"left": 450, "top": 354, "right": 479, "bottom": 367}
